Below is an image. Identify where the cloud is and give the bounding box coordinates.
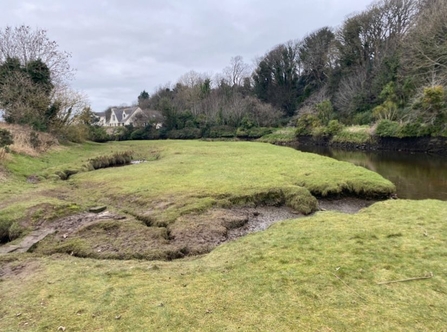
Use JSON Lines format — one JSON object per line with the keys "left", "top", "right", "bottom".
{"left": 0, "top": 0, "right": 373, "bottom": 111}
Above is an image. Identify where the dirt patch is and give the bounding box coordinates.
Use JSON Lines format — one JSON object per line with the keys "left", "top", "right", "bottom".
{"left": 0, "top": 211, "right": 125, "bottom": 255}
{"left": 0, "top": 198, "right": 381, "bottom": 260}
{"left": 226, "top": 206, "right": 301, "bottom": 241}
{"left": 318, "top": 197, "right": 377, "bottom": 214}
{"left": 0, "top": 258, "right": 41, "bottom": 280}
{"left": 50, "top": 211, "right": 126, "bottom": 239}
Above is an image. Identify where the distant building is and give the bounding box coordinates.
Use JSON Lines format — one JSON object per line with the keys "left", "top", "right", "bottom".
{"left": 94, "top": 106, "right": 163, "bottom": 128}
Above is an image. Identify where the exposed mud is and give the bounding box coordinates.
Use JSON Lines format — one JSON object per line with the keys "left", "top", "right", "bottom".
{"left": 0, "top": 211, "right": 125, "bottom": 255}
{"left": 318, "top": 197, "right": 377, "bottom": 214}
{"left": 226, "top": 206, "right": 301, "bottom": 241}
{"left": 0, "top": 259, "right": 41, "bottom": 280}
{"left": 0, "top": 198, "right": 378, "bottom": 259}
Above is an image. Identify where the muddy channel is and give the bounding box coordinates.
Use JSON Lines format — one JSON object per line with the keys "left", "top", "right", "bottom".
{"left": 0, "top": 198, "right": 377, "bottom": 257}
{"left": 226, "top": 197, "right": 375, "bottom": 240}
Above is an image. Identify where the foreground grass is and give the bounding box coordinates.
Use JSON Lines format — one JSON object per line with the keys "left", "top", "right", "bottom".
{"left": 1, "top": 199, "right": 446, "bottom": 331}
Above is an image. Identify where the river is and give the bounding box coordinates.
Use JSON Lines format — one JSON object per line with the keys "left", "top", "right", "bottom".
{"left": 295, "top": 146, "right": 447, "bottom": 201}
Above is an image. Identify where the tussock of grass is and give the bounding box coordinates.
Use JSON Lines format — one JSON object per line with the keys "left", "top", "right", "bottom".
{"left": 89, "top": 151, "right": 133, "bottom": 170}
{"left": 1, "top": 200, "right": 446, "bottom": 330}
{"left": 257, "top": 127, "right": 296, "bottom": 143}
{"left": 332, "top": 125, "right": 372, "bottom": 144}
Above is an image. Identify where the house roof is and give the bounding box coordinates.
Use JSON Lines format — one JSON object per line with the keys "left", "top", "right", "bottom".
{"left": 94, "top": 107, "right": 164, "bottom": 126}
{"left": 112, "top": 106, "right": 139, "bottom": 123}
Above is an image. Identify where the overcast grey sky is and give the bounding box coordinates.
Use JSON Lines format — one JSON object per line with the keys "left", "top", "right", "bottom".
{"left": 0, "top": 0, "right": 373, "bottom": 112}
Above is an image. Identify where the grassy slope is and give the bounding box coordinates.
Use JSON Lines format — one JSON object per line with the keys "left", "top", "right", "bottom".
{"left": 1, "top": 199, "right": 446, "bottom": 331}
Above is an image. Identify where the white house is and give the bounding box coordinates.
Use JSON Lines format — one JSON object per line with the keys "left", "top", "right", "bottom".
{"left": 95, "top": 107, "right": 163, "bottom": 128}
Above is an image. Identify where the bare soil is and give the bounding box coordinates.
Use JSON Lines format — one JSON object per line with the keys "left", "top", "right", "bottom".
{"left": 0, "top": 198, "right": 378, "bottom": 259}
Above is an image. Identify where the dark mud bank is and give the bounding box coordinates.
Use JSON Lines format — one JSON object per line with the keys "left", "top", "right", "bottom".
{"left": 295, "top": 135, "right": 447, "bottom": 154}
{"left": 0, "top": 198, "right": 377, "bottom": 259}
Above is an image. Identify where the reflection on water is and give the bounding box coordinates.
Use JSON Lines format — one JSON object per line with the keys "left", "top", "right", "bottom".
{"left": 296, "top": 146, "right": 447, "bottom": 201}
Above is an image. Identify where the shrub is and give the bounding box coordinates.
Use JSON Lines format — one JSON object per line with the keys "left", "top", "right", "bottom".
{"left": 326, "top": 120, "right": 344, "bottom": 136}
{"left": 372, "top": 101, "right": 398, "bottom": 121}
{"left": 111, "top": 126, "right": 131, "bottom": 141}
{"left": 375, "top": 119, "right": 400, "bottom": 137}
{"left": 29, "top": 131, "right": 41, "bottom": 149}
{"left": 316, "top": 100, "right": 334, "bottom": 125}
{"left": 396, "top": 122, "right": 430, "bottom": 138}
{"left": 296, "top": 114, "right": 321, "bottom": 136}
{"left": 62, "top": 124, "right": 89, "bottom": 143}
{"left": 167, "top": 128, "right": 201, "bottom": 139}
{"left": 208, "top": 126, "right": 236, "bottom": 138}
{"left": 353, "top": 112, "right": 373, "bottom": 125}
{"left": 0, "top": 128, "right": 13, "bottom": 147}
{"left": 89, "top": 126, "right": 110, "bottom": 142}
{"left": 130, "top": 128, "right": 148, "bottom": 140}
{"left": 236, "top": 127, "right": 272, "bottom": 139}
{"left": 332, "top": 128, "right": 371, "bottom": 144}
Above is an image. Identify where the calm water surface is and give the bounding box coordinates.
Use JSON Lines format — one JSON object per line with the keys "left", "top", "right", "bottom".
{"left": 296, "top": 146, "right": 447, "bottom": 201}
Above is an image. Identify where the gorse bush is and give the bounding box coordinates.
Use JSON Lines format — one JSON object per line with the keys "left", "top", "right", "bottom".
{"left": 375, "top": 119, "right": 400, "bottom": 137}
{"left": 296, "top": 114, "right": 321, "bottom": 135}
{"left": 316, "top": 100, "right": 334, "bottom": 125}
{"left": 0, "top": 128, "right": 13, "bottom": 147}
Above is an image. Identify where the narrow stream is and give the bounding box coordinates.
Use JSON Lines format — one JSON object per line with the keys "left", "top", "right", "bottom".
{"left": 295, "top": 145, "right": 447, "bottom": 201}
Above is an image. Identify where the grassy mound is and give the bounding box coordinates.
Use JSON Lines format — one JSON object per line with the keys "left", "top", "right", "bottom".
{"left": 0, "top": 199, "right": 446, "bottom": 331}
{"left": 0, "top": 140, "right": 395, "bottom": 258}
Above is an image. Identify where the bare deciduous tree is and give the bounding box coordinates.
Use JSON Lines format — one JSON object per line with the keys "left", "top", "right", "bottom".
{"left": 403, "top": 0, "right": 447, "bottom": 84}
{"left": 222, "top": 55, "right": 251, "bottom": 87}
{"left": 334, "top": 67, "right": 369, "bottom": 116}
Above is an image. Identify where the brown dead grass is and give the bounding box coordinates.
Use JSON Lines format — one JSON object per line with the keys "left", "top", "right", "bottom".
{"left": 0, "top": 123, "right": 59, "bottom": 156}
{"left": 0, "top": 165, "right": 7, "bottom": 181}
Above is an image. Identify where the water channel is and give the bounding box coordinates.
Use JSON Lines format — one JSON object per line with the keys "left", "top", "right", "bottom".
{"left": 295, "top": 145, "right": 447, "bottom": 201}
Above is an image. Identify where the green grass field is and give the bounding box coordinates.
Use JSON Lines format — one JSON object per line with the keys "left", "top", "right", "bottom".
{"left": 2, "top": 140, "right": 445, "bottom": 330}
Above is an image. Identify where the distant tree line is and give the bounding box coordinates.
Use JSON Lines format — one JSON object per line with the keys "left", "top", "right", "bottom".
{"left": 132, "top": 0, "right": 446, "bottom": 139}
